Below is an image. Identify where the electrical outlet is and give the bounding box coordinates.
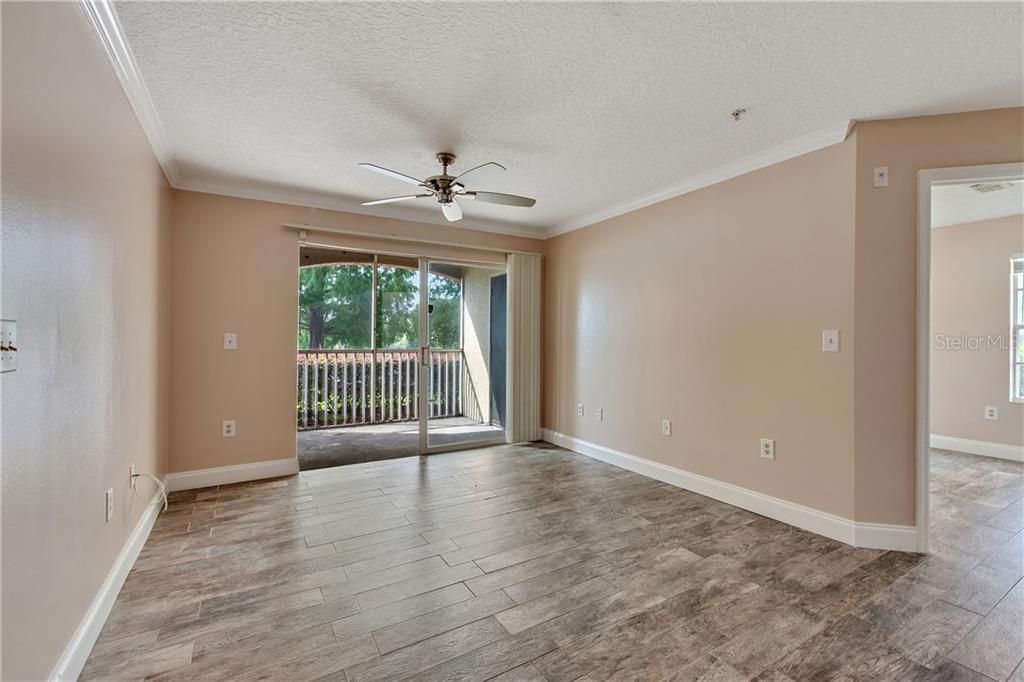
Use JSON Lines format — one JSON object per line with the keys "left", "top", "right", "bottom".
{"left": 661, "top": 419, "right": 672, "bottom": 436}
{"left": 873, "top": 166, "right": 889, "bottom": 187}
{"left": 576, "top": 403, "right": 584, "bottom": 417}
{"left": 984, "top": 406, "right": 998, "bottom": 420}
{"left": 130, "top": 464, "right": 136, "bottom": 490}
{"left": 596, "top": 408, "right": 604, "bottom": 421}
{"left": 105, "top": 488, "right": 114, "bottom": 522}
{"left": 223, "top": 332, "right": 238, "bottom": 350}
{"left": 761, "top": 438, "right": 775, "bottom": 460}
{"left": 222, "top": 420, "right": 237, "bottom": 438}
{"left": 1, "top": 319, "right": 16, "bottom": 373}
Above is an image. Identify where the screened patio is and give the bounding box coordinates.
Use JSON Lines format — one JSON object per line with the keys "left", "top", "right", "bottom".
{"left": 296, "top": 246, "right": 505, "bottom": 469}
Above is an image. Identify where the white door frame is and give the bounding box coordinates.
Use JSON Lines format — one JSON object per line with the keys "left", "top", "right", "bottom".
{"left": 417, "top": 257, "right": 509, "bottom": 455}
{"left": 915, "top": 162, "right": 1024, "bottom": 553}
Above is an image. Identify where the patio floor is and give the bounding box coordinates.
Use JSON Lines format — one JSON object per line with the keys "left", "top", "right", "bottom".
{"left": 296, "top": 416, "right": 504, "bottom": 470}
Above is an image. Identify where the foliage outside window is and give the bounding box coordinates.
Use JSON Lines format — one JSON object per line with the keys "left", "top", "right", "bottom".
{"left": 298, "top": 263, "right": 462, "bottom": 350}
{"left": 1013, "top": 257, "right": 1024, "bottom": 401}
{"left": 297, "top": 264, "right": 372, "bottom": 349}
{"left": 428, "top": 275, "right": 462, "bottom": 349}
{"left": 375, "top": 266, "right": 420, "bottom": 349}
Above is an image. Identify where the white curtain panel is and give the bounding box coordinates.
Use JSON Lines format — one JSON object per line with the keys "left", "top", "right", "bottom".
{"left": 506, "top": 252, "right": 542, "bottom": 443}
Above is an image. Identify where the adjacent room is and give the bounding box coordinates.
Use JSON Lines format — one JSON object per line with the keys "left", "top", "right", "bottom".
{"left": 926, "top": 176, "right": 1024, "bottom": 612}
{"left": 2, "top": 2, "right": 1023, "bottom": 681}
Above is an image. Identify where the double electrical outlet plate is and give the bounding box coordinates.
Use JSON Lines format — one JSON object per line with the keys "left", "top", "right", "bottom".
{"left": 576, "top": 403, "right": 603, "bottom": 421}
{"left": 106, "top": 464, "right": 139, "bottom": 523}
{"left": 1, "top": 319, "right": 17, "bottom": 373}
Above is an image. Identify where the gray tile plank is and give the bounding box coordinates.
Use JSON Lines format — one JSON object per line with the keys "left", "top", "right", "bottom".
{"left": 889, "top": 599, "right": 982, "bottom": 668}
{"left": 372, "top": 590, "right": 516, "bottom": 654}
{"left": 332, "top": 583, "right": 473, "bottom": 641}
{"left": 344, "top": 617, "right": 508, "bottom": 682}
{"left": 352, "top": 559, "right": 483, "bottom": 610}
{"left": 948, "top": 609, "right": 1024, "bottom": 681}
{"left": 496, "top": 576, "right": 619, "bottom": 634}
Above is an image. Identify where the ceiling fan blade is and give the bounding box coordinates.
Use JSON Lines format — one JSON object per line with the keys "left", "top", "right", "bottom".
{"left": 361, "top": 194, "right": 432, "bottom": 206}
{"left": 463, "top": 191, "right": 536, "bottom": 208}
{"left": 441, "top": 200, "right": 463, "bottom": 222}
{"left": 451, "top": 161, "right": 506, "bottom": 185}
{"left": 358, "top": 163, "right": 425, "bottom": 187}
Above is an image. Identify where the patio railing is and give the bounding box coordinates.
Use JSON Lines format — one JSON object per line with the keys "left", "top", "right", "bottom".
{"left": 297, "top": 349, "right": 472, "bottom": 430}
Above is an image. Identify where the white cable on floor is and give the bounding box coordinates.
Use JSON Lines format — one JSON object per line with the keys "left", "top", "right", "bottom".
{"left": 132, "top": 472, "right": 168, "bottom": 512}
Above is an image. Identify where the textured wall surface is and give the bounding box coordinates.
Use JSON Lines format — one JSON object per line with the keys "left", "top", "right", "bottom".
{"left": 1, "top": 3, "right": 173, "bottom": 679}
{"left": 113, "top": 1, "right": 1023, "bottom": 233}
{"left": 931, "top": 215, "right": 1024, "bottom": 448}
{"left": 543, "top": 140, "right": 858, "bottom": 518}
{"left": 853, "top": 108, "right": 1024, "bottom": 525}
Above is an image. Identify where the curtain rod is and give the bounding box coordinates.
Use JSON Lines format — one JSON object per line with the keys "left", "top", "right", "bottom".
{"left": 300, "top": 240, "right": 507, "bottom": 268}
{"left": 284, "top": 222, "right": 542, "bottom": 257}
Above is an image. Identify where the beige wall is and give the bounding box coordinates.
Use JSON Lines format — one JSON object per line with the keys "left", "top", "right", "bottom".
{"left": 544, "top": 139, "right": 859, "bottom": 518}
{"left": 853, "top": 108, "right": 1024, "bottom": 525}
{"left": 2, "top": 8, "right": 1020, "bottom": 675}
{"left": 930, "top": 214, "right": 1024, "bottom": 447}
{"left": 544, "top": 107, "right": 1024, "bottom": 528}
{"left": 169, "top": 190, "right": 542, "bottom": 473}
{"left": 1, "top": 3, "right": 173, "bottom": 679}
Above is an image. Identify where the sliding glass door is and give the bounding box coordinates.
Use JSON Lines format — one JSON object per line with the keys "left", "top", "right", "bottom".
{"left": 296, "top": 247, "right": 506, "bottom": 459}
{"left": 418, "top": 258, "right": 508, "bottom": 453}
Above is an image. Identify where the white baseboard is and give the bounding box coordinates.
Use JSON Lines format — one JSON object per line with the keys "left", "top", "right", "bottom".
{"left": 930, "top": 434, "right": 1024, "bottom": 463}
{"left": 49, "top": 490, "right": 164, "bottom": 681}
{"left": 541, "top": 429, "right": 918, "bottom": 553}
{"left": 166, "top": 457, "right": 299, "bottom": 492}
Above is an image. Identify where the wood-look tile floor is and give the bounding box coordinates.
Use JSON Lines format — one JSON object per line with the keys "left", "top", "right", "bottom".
{"left": 82, "top": 443, "right": 1024, "bottom": 681}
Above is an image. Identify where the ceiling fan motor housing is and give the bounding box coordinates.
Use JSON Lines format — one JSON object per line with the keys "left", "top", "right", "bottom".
{"left": 427, "top": 152, "right": 460, "bottom": 204}
{"left": 358, "top": 152, "right": 534, "bottom": 221}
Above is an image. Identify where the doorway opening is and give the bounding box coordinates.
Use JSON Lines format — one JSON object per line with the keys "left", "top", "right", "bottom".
{"left": 295, "top": 246, "right": 507, "bottom": 470}
{"left": 918, "top": 164, "right": 1023, "bottom": 570}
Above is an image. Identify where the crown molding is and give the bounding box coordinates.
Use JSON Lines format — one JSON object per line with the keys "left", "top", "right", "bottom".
{"left": 174, "top": 176, "right": 549, "bottom": 241}
{"left": 80, "top": 1, "right": 851, "bottom": 244}
{"left": 79, "top": 0, "right": 180, "bottom": 185}
{"left": 543, "top": 119, "right": 853, "bottom": 239}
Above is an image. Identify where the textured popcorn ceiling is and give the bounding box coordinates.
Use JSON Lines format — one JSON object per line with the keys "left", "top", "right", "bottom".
{"left": 114, "top": 2, "right": 1023, "bottom": 237}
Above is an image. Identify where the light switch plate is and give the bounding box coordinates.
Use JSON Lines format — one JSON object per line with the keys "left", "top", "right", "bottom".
{"left": 223, "top": 333, "right": 238, "bottom": 350}
{"left": 873, "top": 167, "right": 889, "bottom": 187}
{"left": 822, "top": 329, "right": 840, "bottom": 352}
{"left": 1, "top": 319, "right": 17, "bottom": 373}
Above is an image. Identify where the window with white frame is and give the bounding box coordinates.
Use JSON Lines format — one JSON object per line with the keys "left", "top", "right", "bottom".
{"left": 1014, "top": 256, "right": 1024, "bottom": 402}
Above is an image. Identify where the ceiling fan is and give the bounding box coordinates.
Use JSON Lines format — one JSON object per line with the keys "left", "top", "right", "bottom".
{"left": 358, "top": 152, "right": 536, "bottom": 222}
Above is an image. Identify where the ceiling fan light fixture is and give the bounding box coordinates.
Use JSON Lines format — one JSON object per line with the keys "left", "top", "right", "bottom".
{"left": 440, "top": 200, "right": 463, "bottom": 222}
{"left": 358, "top": 152, "right": 535, "bottom": 223}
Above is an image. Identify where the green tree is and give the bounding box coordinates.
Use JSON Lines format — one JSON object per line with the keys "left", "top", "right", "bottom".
{"left": 429, "top": 275, "right": 461, "bottom": 348}
{"left": 376, "top": 266, "right": 419, "bottom": 349}
{"left": 297, "top": 264, "right": 372, "bottom": 349}
{"left": 298, "top": 263, "right": 463, "bottom": 350}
